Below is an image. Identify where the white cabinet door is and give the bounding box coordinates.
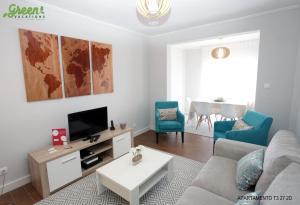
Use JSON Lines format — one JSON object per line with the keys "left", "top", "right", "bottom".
{"left": 47, "top": 151, "right": 82, "bottom": 192}
{"left": 113, "top": 132, "right": 131, "bottom": 158}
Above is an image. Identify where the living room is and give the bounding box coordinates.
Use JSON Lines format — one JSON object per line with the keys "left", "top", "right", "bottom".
{"left": 0, "top": 0, "right": 300, "bottom": 205}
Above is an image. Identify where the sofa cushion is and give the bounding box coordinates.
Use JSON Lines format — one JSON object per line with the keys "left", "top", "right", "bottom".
{"left": 235, "top": 192, "right": 261, "bottom": 205}
{"left": 158, "top": 121, "right": 182, "bottom": 130}
{"left": 175, "top": 186, "right": 233, "bottom": 205}
{"left": 192, "top": 156, "right": 250, "bottom": 201}
{"left": 261, "top": 163, "right": 300, "bottom": 205}
{"left": 236, "top": 149, "right": 264, "bottom": 191}
{"left": 255, "top": 130, "right": 300, "bottom": 193}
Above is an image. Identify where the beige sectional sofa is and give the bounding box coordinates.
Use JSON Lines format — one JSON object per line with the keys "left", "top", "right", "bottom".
{"left": 176, "top": 130, "right": 300, "bottom": 205}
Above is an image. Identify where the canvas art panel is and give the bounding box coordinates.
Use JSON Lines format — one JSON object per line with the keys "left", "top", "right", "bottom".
{"left": 91, "top": 42, "right": 113, "bottom": 94}
{"left": 19, "top": 29, "right": 63, "bottom": 101}
{"left": 61, "top": 36, "right": 91, "bottom": 97}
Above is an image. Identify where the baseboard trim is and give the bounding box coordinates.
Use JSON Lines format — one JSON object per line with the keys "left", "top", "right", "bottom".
{"left": 1, "top": 175, "right": 31, "bottom": 194}
{"left": 149, "top": 124, "right": 155, "bottom": 131}
{"left": 133, "top": 126, "right": 150, "bottom": 137}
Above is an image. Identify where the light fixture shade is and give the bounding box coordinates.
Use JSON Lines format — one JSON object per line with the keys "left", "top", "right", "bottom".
{"left": 211, "top": 47, "right": 230, "bottom": 59}
{"left": 136, "top": 0, "right": 171, "bottom": 26}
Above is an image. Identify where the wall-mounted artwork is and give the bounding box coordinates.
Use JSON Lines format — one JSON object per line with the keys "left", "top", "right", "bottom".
{"left": 61, "top": 36, "right": 91, "bottom": 97}
{"left": 91, "top": 42, "right": 113, "bottom": 94}
{"left": 19, "top": 29, "right": 63, "bottom": 101}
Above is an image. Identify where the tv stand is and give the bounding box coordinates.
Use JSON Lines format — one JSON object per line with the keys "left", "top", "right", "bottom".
{"left": 82, "top": 137, "right": 90, "bottom": 141}
{"left": 28, "top": 127, "right": 133, "bottom": 198}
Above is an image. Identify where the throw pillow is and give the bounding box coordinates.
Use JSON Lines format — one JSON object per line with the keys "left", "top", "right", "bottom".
{"left": 159, "top": 108, "right": 177, "bottom": 120}
{"left": 236, "top": 192, "right": 261, "bottom": 205}
{"left": 233, "top": 119, "right": 253, "bottom": 131}
{"left": 236, "top": 149, "right": 264, "bottom": 191}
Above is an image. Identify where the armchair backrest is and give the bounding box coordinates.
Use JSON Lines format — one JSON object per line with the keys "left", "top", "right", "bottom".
{"left": 155, "top": 101, "right": 178, "bottom": 111}
{"left": 243, "top": 110, "right": 273, "bottom": 131}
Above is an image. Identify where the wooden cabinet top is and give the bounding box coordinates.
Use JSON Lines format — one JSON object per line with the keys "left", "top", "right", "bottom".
{"left": 29, "top": 128, "right": 132, "bottom": 164}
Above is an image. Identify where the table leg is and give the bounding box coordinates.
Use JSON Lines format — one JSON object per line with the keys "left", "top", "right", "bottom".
{"left": 129, "top": 187, "right": 139, "bottom": 205}
{"left": 96, "top": 173, "right": 106, "bottom": 195}
{"left": 167, "top": 159, "right": 174, "bottom": 181}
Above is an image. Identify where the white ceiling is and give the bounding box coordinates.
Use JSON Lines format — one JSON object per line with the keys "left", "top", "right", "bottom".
{"left": 39, "top": 0, "right": 300, "bottom": 36}
{"left": 174, "top": 31, "right": 260, "bottom": 49}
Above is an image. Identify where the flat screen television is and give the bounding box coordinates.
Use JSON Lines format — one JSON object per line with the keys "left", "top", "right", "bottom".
{"left": 68, "top": 107, "right": 108, "bottom": 142}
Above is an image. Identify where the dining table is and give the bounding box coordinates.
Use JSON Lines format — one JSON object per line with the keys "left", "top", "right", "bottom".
{"left": 188, "top": 101, "right": 247, "bottom": 122}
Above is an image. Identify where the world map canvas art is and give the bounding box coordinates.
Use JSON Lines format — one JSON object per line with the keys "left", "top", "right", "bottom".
{"left": 19, "top": 29, "right": 63, "bottom": 101}
{"left": 91, "top": 42, "right": 113, "bottom": 94}
{"left": 61, "top": 36, "right": 91, "bottom": 97}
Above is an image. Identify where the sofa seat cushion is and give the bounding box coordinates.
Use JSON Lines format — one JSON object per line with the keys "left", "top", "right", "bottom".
{"left": 192, "top": 156, "right": 250, "bottom": 201}
{"left": 261, "top": 163, "right": 300, "bottom": 205}
{"left": 176, "top": 186, "right": 233, "bottom": 205}
{"left": 255, "top": 130, "right": 300, "bottom": 193}
{"left": 158, "top": 120, "right": 182, "bottom": 130}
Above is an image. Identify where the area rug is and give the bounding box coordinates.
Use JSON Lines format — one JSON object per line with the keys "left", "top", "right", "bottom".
{"left": 35, "top": 155, "right": 203, "bottom": 205}
{"left": 185, "top": 120, "right": 214, "bottom": 137}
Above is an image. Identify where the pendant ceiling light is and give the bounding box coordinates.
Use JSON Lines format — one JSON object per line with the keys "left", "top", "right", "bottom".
{"left": 136, "top": 0, "right": 171, "bottom": 26}
{"left": 211, "top": 47, "right": 230, "bottom": 59}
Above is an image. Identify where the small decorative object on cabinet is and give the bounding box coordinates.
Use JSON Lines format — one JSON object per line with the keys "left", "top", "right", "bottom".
{"left": 131, "top": 145, "right": 144, "bottom": 166}
{"left": 52, "top": 128, "right": 66, "bottom": 146}
{"left": 28, "top": 127, "right": 133, "bottom": 198}
{"left": 110, "top": 120, "right": 115, "bottom": 130}
{"left": 120, "top": 123, "right": 127, "bottom": 129}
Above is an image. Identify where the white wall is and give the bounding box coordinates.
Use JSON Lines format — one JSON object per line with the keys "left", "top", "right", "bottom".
{"left": 289, "top": 37, "right": 300, "bottom": 140}
{"left": 149, "top": 8, "right": 300, "bottom": 136}
{"left": 167, "top": 47, "right": 186, "bottom": 111}
{"left": 185, "top": 49, "right": 203, "bottom": 101}
{"left": 184, "top": 39, "right": 259, "bottom": 105}
{"left": 292, "top": 38, "right": 300, "bottom": 138}
{"left": 0, "top": 0, "right": 149, "bottom": 192}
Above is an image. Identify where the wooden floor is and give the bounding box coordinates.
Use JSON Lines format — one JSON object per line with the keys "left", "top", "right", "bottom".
{"left": 0, "top": 131, "right": 213, "bottom": 205}
{"left": 134, "top": 130, "right": 213, "bottom": 162}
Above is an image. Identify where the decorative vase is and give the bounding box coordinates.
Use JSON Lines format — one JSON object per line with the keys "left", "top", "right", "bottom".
{"left": 132, "top": 154, "right": 142, "bottom": 166}
{"left": 120, "top": 123, "right": 127, "bottom": 129}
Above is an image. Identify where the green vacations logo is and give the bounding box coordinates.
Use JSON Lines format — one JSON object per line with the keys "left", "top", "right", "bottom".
{"left": 3, "top": 4, "right": 45, "bottom": 19}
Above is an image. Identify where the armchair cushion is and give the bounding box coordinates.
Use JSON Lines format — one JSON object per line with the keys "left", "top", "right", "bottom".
{"left": 233, "top": 119, "right": 253, "bottom": 131}
{"left": 159, "top": 108, "right": 177, "bottom": 120}
{"left": 159, "top": 121, "right": 182, "bottom": 130}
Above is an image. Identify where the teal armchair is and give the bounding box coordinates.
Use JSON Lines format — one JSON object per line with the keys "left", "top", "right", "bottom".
{"left": 155, "top": 101, "right": 185, "bottom": 144}
{"left": 214, "top": 110, "right": 273, "bottom": 146}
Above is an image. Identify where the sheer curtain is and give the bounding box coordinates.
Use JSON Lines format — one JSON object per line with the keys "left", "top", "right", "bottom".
{"left": 197, "top": 39, "right": 259, "bottom": 106}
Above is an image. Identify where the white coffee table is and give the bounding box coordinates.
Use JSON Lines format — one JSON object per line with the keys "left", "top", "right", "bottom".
{"left": 96, "top": 146, "right": 174, "bottom": 205}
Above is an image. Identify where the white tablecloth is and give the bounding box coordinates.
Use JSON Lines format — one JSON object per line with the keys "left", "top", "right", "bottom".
{"left": 189, "top": 101, "right": 247, "bottom": 120}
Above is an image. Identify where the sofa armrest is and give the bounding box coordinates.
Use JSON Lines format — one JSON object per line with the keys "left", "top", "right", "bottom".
{"left": 214, "top": 138, "right": 266, "bottom": 161}
{"left": 214, "top": 120, "right": 235, "bottom": 132}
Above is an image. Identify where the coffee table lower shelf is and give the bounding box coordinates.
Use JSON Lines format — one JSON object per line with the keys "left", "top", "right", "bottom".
{"left": 95, "top": 148, "right": 174, "bottom": 205}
